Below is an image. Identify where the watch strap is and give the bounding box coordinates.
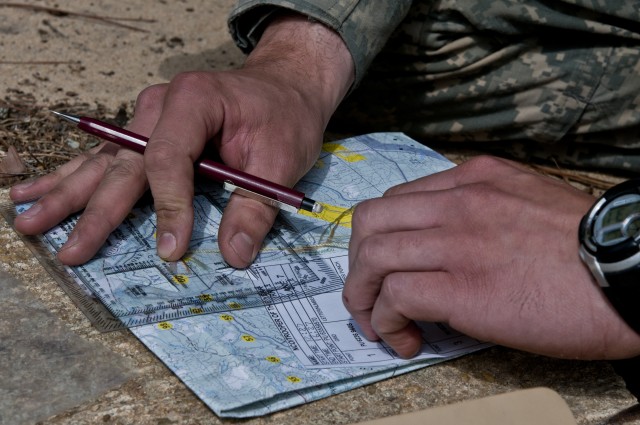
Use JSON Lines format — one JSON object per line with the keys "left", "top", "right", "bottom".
{"left": 602, "top": 263, "right": 640, "bottom": 334}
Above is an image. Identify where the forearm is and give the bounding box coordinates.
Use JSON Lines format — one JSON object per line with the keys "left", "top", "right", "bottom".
{"left": 229, "top": 1, "right": 413, "bottom": 85}
{"left": 244, "top": 12, "right": 354, "bottom": 126}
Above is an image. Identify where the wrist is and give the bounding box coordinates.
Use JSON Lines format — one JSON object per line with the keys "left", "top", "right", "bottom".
{"left": 243, "top": 12, "right": 355, "bottom": 126}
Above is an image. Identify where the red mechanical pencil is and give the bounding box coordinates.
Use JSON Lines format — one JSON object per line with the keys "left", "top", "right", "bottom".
{"left": 52, "top": 111, "right": 323, "bottom": 213}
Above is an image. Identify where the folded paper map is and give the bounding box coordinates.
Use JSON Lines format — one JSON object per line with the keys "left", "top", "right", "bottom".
{"left": 14, "top": 133, "right": 491, "bottom": 417}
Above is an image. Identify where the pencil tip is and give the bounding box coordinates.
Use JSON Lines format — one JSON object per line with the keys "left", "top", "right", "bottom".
{"left": 50, "top": 110, "right": 80, "bottom": 125}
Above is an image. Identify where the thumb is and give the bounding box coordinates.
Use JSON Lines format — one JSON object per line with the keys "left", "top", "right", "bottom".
{"left": 217, "top": 191, "right": 281, "bottom": 268}
{"left": 216, "top": 128, "right": 321, "bottom": 268}
{"left": 217, "top": 150, "right": 304, "bottom": 268}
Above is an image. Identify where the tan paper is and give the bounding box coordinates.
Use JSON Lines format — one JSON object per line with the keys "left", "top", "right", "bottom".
{"left": 353, "top": 387, "right": 576, "bottom": 425}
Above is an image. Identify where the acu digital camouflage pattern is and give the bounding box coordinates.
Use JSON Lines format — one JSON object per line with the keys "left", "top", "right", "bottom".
{"left": 229, "top": 1, "right": 640, "bottom": 172}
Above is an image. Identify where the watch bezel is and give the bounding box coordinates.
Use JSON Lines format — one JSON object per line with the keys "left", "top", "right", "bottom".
{"left": 580, "top": 180, "right": 640, "bottom": 265}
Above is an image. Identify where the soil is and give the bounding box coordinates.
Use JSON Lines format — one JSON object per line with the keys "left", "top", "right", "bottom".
{"left": 0, "top": 0, "right": 244, "bottom": 188}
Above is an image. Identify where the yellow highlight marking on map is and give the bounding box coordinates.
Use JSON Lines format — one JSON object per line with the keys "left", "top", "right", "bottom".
{"left": 157, "top": 322, "right": 173, "bottom": 330}
{"left": 286, "top": 376, "right": 302, "bottom": 383}
{"left": 241, "top": 334, "right": 256, "bottom": 342}
{"left": 198, "top": 294, "right": 213, "bottom": 302}
{"left": 219, "top": 314, "right": 234, "bottom": 321}
{"left": 322, "top": 143, "right": 367, "bottom": 163}
{"left": 298, "top": 203, "right": 353, "bottom": 228}
{"left": 190, "top": 307, "right": 204, "bottom": 314}
{"left": 228, "top": 302, "right": 243, "bottom": 310}
{"left": 172, "top": 274, "right": 189, "bottom": 284}
{"left": 265, "top": 356, "right": 281, "bottom": 363}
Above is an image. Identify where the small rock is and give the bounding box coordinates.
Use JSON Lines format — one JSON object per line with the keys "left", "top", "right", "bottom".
{"left": 66, "top": 138, "right": 80, "bottom": 149}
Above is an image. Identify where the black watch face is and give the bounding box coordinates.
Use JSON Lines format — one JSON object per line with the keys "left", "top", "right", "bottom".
{"left": 594, "top": 193, "right": 640, "bottom": 246}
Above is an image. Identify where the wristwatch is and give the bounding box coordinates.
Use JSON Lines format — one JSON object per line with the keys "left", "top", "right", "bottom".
{"left": 579, "top": 179, "right": 640, "bottom": 335}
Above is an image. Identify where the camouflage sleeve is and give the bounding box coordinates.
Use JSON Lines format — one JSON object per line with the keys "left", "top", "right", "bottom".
{"left": 228, "top": 0, "right": 413, "bottom": 85}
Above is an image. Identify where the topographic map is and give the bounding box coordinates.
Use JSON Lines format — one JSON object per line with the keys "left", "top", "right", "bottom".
{"left": 15, "top": 133, "right": 491, "bottom": 417}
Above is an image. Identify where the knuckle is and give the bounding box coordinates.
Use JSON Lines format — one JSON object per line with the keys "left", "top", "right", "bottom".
{"left": 105, "top": 155, "right": 144, "bottom": 180}
{"left": 351, "top": 201, "right": 375, "bottom": 232}
{"left": 382, "top": 183, "right": 410, "bottom": 198}
{"left": 248, "top": 203, "right": 278, "bottom": 230}
{"left": 457, "top": 155, "right": 513, "bottom": 183}
{"left": 37, "top": 187, "right": 67, "bottom": 211}
{"left": 168, "top": 72, "right": 222, "bottom": 103}
{"left": 43, "top": 167, "right": 68, "bottom": 185}
{"left": 144, "top": 138, "right": 181, "bottom": 171}
{"left": 43, "top": 183, "right": 66, "bottom": 200}
{"left": 79, "top": 207, "right": 121, "bottom": 234}
{"left": 379, "top": 274, "right": 402, "bottom": 305}
{"left": 147, "top": 176, "right": 194, "bottom": 213}
{"left": 135, "top": 84, "right": 166, "bottom": 113}
{"left": 341, "top": 292, "right": 356, "bottom": 310}
{"left": 371, "top": 278, "right": 405, "bottom": 330}
{"left": 465, "top": 155, "right": 505, "bottom": 171}
{"left": 221, "top": 196, "right": 279, "bottom": 237}
{"left": 353, "top": 235, "right": 385, "bottom": 272}
{"left": 341, "top": 291, "right": 370, "bottom": 314}
{"left": 353, "top": 238, "right": 373, "bottom": 267}
{"left": 80, "top": 152, "right": 113, "bottom": 173}
{"left": 370, "top": 313, "right": 392, "bottom": 336}
{"left": 154, "top": 197, "right": 192, "bottom": 221}
{"left": 170, "top": 71, "right": 214, "bottom": 92}
{"left": 382, "top": 186, "right": 398, "bottom": 197}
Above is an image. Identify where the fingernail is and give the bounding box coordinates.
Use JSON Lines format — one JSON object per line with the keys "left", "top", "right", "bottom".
{"left": 229, "top": 232, "right": 256, "bottom": 264}
{"left": 157, "top": 232, "right": 177, "bottom": 260}
{"left": 19, "top": 202, "right": 42, "bottom": 220}
{"left": 60, "top": 231, "right": 79, "bottom": 252}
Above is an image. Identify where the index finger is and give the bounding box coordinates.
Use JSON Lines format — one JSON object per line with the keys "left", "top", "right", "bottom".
{"left": 384, "top": 155, "right": 529, "bottom": 197}
{"left": 344, "top": 226, "right": 454, "bottom": 340}
{"left": 349, "top": 190, "right": 458, "bottom": 270}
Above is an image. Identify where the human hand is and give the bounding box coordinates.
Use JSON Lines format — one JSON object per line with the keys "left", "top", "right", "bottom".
{"left": 10, "top": 13, "right": 354, "bottom": 268}
{"left": 343, "top": 156, "right": 640, "bottom": 360}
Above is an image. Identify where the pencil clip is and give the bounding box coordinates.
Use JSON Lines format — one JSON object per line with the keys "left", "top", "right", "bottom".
{"left": 223, "top": 182, "right": 298, "bottom": 213}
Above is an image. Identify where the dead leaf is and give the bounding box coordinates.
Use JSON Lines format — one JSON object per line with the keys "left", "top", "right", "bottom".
{"left": 0, "top": 145, "right": 28, "bottom": 186}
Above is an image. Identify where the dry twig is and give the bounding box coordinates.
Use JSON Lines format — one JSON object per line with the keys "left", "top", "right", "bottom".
{"left": 530, "top": 163, "right": 621, "bottom": 190}
{"left": 0, "top": 2, "right": 156, "bottom": 32}
{"left": 0, "top": 60, "right": 80, "bottom": 65}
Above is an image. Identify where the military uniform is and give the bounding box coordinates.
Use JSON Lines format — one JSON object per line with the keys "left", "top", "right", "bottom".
{"left": 229, "top": 1, "right": 640, "bottom": 171}
{"left": 228, "top": 0, "right": 640, "bottom": 398}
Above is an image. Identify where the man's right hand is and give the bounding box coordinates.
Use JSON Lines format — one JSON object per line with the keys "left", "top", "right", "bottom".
{"left": 10, "top": 12, "right": 354, "bottom": 268}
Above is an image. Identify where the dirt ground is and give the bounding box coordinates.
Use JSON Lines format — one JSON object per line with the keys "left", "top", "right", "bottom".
{"left": 0, "top": 0, "right": 244, "bottom": 187}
